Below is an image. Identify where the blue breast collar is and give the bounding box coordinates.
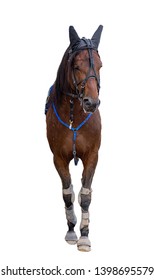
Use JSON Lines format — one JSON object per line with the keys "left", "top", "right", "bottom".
{"left": 45, "top": 86, "right": 92, "bottom": 165}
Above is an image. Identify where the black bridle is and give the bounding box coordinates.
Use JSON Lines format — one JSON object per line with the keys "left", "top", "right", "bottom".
{"left": 66, "top": 38, "right": 101, "bottom": 134}
{"left": 67, "top": 38, "right": 101, "bottom": 101}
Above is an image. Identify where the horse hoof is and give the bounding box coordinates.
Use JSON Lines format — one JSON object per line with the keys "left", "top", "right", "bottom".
{"left": 77, "top": 236, "right": 91, "bottom": 252}
{"left": 65, "top": 231, "right": 78, "bottom": 245}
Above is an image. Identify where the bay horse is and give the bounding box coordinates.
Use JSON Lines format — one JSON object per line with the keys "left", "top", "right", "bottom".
{"left": 45, "top": 25, "right": 103, "bottom": 251}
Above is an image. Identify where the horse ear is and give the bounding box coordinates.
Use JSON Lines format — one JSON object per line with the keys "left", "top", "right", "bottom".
{"left": 69, "top": 26, "right": 80, "bottom": 47}
{"left": 91, "top": 25, "right": 103, "bottom": 49}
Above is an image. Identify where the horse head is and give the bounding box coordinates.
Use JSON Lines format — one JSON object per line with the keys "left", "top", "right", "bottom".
{"left": 68, "top": 25, "right": 103, "bottom": 113}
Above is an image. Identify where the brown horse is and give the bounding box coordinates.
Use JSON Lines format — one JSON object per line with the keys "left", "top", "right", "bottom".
{"left": 45, "top": 25, "right": 103, "bottom": 251}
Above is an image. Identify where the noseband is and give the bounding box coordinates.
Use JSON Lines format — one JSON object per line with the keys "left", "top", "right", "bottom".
{"left": 67, "top": 38, "right": 100, "bottom": 101}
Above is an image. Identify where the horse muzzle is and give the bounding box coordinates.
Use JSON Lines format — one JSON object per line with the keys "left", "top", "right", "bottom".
{"left": 82, "top": 97, "right": 100, "bottom": 113}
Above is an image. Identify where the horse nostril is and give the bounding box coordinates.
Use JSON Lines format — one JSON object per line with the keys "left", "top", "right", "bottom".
{"left": 83, "top": 98, "right": 92, "bottom": 106}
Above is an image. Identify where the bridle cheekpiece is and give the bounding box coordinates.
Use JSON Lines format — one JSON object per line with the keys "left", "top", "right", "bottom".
{"left": 67, "top": 37, "right": 101, "bottom": 102}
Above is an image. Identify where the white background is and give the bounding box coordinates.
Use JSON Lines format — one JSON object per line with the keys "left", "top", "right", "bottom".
{"left": 0, "top": 0, "right": 154, "bottom": 279}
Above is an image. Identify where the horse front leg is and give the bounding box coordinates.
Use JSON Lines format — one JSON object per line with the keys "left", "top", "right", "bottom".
{"left": 77, "top": 152, "right": 98, "bottom": 252}
{"left": 54, "top": 155, "right": 78, "bottom": 244}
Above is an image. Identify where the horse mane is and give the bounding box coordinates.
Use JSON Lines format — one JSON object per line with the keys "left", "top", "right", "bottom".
{"left": 54, "top": 45, "right": 74, "bottom": 105}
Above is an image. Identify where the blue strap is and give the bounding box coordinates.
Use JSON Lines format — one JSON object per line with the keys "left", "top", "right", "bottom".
{"left": 52, "top": 103, "right": 70, "bottom": 129}
{"left": 45, "top": 86, "right": 92, "bottom": 131}
{"left": 45, "top": 84, "right": 92, "bottom": 166}
{"left": 52, "top": 102, "right": 92, "bottom": 132}
{"left": 73, "top": 131, "right": 77, "bottom": 141}
{"left": 52, "top": 102, "right": 92, "bottom": 165}
{"left": 75, "top": 113, "right": 92, "bottom": 131}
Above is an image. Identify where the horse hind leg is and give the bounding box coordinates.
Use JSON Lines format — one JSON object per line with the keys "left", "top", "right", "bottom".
{"left": 54, "top": 156, "right": 78, "bottom": 245}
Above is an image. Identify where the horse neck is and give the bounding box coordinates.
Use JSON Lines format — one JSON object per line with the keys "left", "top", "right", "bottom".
{"left": 56, "top": 94, "right": 86, "bottom": 125}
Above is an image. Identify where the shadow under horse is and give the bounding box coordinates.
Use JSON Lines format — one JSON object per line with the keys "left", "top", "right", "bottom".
{"left": 45, "top": 25, "right": 103, "bottom": 251}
